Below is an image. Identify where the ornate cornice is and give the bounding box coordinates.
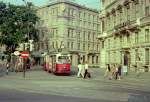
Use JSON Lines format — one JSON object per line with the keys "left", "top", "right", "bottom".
{"left": 106, "top": 12, "right": 110, "bottom": 17}
{"left": 116, "top": 4, "right": 122, "bottom": 13}
{"left": 123, "top": 0, "right": 130, "bottom": 9}
{"left": 131, "top": 0, "right": 139, "bottom": 4}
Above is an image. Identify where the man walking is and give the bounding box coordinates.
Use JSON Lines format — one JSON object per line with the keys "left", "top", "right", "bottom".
{"left": 77, "top": 62, "right": 84, "bottom": 78}
{"left": 84, "top": 61, "right": 90, "bottom": 78}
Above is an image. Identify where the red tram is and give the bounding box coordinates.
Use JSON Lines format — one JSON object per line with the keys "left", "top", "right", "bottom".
{"left": 43, "top": 53, "right": 71, "bottom": 75}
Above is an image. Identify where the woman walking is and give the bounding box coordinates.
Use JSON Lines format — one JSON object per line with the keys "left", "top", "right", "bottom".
{"left": 104, "top": 64, "right": 112, "bottom": 80}
{"left": 83, "top": 61, "right": 91, "bottom": 79}
{"left": 115, "top": 64, "right": 122, "bottom": 80}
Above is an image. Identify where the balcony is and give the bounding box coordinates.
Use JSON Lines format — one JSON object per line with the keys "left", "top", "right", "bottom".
{"left": 113, "top": 19, "right": 140, "bottom": 36}
{"left": 97, "top": 32, "right": 107, "bottom": 40}
{"left": 141, "top": 16, "right": 150, "bottom": 26}
{"left": 122, "top": 44, "right": 130, "bottom": 49}
{"left": 87, "top": 49, "right": 99, "bottom": 55}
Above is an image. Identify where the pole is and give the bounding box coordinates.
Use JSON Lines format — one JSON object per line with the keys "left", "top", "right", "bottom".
{"left": 22, "top": 0, "right": 28, "bottom": 78}
{"left": 23, "top": 58, "right": 26, "bottom": 78}
{"left": 23, "top": 62, "right": 25, "bottom": 78}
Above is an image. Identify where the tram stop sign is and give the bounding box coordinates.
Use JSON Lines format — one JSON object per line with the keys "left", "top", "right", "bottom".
{"left": 21, "top": 51, "right": 29, "bottom": 58}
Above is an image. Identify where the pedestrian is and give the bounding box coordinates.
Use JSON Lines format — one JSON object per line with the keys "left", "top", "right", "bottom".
{"left": 123, "top": 53, "right": 128, "bottom": 76}
{"left": 77, "top": 62, "right": 84, "bottom": 78}
{"left": 6, "top": 62, "right": 10, "bottom": 75}
{"left": 83, "top": 61, "right": 91, "bottom": 79}
{"left": 111, "top": 64, "right": 116, "bottom": 79}
{"left": 115, "top": 64, "right": 122, "bottom": 80}
{"left": 26, "top": 58, "right": 30, "bottom": 69}
{"left": 115, "top": 64, "right": 118, "bottom": 80}
{"left": 104, "top": 64, "right": 112, "bottom": 80}
{"left": 123, "top": 65, "right": 128, "bottom": 76}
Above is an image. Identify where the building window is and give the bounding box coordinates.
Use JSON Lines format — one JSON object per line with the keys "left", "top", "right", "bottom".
{"left": 55, "top": 41, "right": 58, "bottom": 49}
{"left": 135, "top": 32, "right": 139, "bottom": 43}
{"left": 102, "top": 41, "right": 104, "bottom": 48}
{"left": 67, "top": 42, "right": 70, "bottom": 49}
{"left": 108, "top": 39, "right": 111, "bottom": 48}
{"left": 83, "top": 43, "right": 85, "bottom": 51}
{"left": 79, "top": 11, "right": 81, "bottom": 18}
{"left": 71, "top": 42, "right": 73, "bottom": 49}
{"left": 88, "top": 43, "right": 90, "bottom": 50}
{"left": 88, "top": 14, "right": 90, "bottom": 20}
{"left": 97, "top": 44, "right": 99, "bottom": 51}
{"left": 92, "top": 56, "right": 94, "bottom": 64}
{"left": 83, "top": 55, "right": 85, "bottom": 63}
{"left": 102, "top": 20, "right": 105, "bottom": 32}
{"left": 93, "top": 15, "right": 95, "bottom": 22}
{"left": 84, "top": 12, "right": 86, "bottom": 19}
{"left": 88, "top": 32, "right": 90, "bottom": 40}
{"left": 127, "top": 35, "right": 130, "bottom": 44}
{"left": 72, "top": 29, "right": 74, "bottom": 38}
{"left": 78, "top": 32, "right": 80, "bottom": 39}
{"left": 83, "top": 31, "right": 86, "bottom": 40}
{"left": 127, "top": 9, "right": 130, "bottom": 20}
{"left": 78, "top": 43, "right": 80, "bottom": 50}
{"left": 68, "top": 29, "right": 70, "bottom": 37}
{"left": 52, "top": 42, "right": 54, "bottom": 48}
{"left": 145, "top": 49, "right": 149, "bottom": 65}
{"left": 96, "top": 56, "right": 99, "bottom": 63}
{"left": 145, "top": 29, "right": 149, "bottom": 42}
{"left": 88, "top": 55, "right": 90, "bottom": 63}
{"left": 46, "top": 41, "right": 49, "bottom": 50}
{"left": 145, "top": 6, "right": 150, "bottom": 16}
{"left": 93, "top": 32, "right": 95, "bottom": 41}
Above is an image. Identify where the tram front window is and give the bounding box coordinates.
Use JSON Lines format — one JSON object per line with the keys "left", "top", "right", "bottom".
{"left": 57, "top": 56, "right": 69, "bottom": 63}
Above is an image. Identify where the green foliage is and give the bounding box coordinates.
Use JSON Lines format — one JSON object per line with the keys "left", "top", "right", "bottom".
{"left": 0, "top": 1, "right": 39, "bottom": 53}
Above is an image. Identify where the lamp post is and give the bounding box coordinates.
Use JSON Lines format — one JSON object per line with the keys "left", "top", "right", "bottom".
{"left": 22, "top": 0, "right": 31, "bottom": 46}
{"left": 22, "top": 0, "right": 30, "bottom": 78}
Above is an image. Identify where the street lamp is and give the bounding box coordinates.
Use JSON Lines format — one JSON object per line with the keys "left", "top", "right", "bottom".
{"left": 22, "top": 0, "right": 34, "bottom": 52}
{"left": 29, "top": 39, "right": 34, "bottom": 52}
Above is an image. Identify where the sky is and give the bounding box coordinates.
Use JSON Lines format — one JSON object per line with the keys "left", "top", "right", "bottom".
{"left": 1, "top": 0, "right": 100, "bottom": 10}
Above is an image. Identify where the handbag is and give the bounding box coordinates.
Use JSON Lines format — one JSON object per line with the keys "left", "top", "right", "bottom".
{"left": 87, "top": 72, "right": 91, "bottom": 78}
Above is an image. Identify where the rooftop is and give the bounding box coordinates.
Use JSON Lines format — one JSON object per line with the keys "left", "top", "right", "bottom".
{"left": 37, "top": 0, "right": 99, "bottom": 13}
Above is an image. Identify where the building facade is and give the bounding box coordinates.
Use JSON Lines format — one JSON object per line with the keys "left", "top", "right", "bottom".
{"left": 99, "top": 0, "right": 150, "bottom": 70}
{"left": 36, "top": 0, "right": 100, "bottom": 67}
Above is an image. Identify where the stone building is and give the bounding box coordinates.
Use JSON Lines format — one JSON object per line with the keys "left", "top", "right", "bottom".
{"left": 36, "top": 0, "right": 100, "bottom": 67}
{"left": 99, "top": 0, "right": 150, "bottom": 71}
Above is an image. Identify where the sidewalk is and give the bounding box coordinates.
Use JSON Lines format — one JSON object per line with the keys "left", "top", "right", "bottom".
{"left": 0, "top": 62, "right": 6, "bottom": 77}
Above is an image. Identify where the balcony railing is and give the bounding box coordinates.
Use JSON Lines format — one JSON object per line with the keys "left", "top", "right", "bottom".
{"left": 141, "top": 16, "right": 150, "bottom": 26}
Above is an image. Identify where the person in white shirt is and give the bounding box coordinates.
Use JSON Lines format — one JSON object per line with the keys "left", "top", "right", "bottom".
{"left": 77, "top": 62, "right": 84, "bottom": 78}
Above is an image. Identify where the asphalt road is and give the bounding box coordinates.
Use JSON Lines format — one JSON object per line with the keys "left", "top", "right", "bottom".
{"left": 0, "top": 88, "right": 117, "bottom": 102}
{"left": 0, "top": 67, "right": 150, "bottom": 102}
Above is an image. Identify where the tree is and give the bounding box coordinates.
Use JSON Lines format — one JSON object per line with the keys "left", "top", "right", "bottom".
{"left": 0, "top": 1, "right": 39, "bottom": 56}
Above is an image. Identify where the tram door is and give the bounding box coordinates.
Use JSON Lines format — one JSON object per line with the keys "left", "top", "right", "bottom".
{"left": 51, "top": 55, "right": 56, "bottom": 72}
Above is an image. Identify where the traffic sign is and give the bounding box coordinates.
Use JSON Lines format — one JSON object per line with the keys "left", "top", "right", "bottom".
{"left": 21, "top": 51, "right": 29, "bottom": 58}
{"left": 14, "top": 51, "right": 20, "bottom": 56}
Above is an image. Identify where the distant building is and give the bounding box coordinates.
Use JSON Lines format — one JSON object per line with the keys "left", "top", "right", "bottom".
{"left": 36, "top": 0, "right": 100, "bottom": 67}
{"left": 98, "top": 0, "right": 150, "bottom": 71}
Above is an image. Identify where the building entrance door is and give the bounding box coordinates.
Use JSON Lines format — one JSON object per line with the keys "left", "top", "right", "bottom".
{"left": 123, "top": 51, "right": 131, "bottom": 69}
